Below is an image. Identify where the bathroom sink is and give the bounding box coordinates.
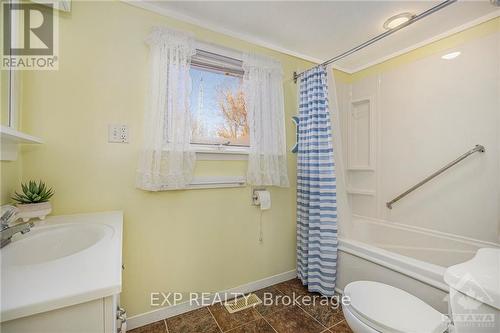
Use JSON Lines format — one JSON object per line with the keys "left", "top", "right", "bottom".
{"left": 1, "top": 211, "right": 122, "bottom": 323}
{"left": 1, "top": 223, "right": 113, "bottom": 266}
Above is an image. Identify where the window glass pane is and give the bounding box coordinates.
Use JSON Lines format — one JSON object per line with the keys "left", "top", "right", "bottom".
{"left": 190, "top": 67, "right": 249, "bottom": 147}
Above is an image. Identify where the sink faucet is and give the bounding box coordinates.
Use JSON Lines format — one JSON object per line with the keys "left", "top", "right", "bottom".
{"left": 1, "top": 205, "right": 34, "bottom": 249}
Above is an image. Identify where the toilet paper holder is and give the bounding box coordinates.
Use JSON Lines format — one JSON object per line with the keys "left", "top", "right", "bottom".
{"left": 252, "top": 188, "right": 266, "bottom": 206}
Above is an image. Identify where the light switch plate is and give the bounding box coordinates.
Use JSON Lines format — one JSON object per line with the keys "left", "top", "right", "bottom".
{"left": 108, "top": 124, "right": 129, "bottom": 143}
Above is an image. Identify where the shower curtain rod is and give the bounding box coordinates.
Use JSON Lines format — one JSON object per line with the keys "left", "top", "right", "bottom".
{"left": 293, "top": 0, "right": 457, "bottom": 83}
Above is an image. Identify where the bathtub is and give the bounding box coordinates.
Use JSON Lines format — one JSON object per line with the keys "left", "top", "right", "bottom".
{"left": 336, "top": 215, "right": 499, "bottom": 313}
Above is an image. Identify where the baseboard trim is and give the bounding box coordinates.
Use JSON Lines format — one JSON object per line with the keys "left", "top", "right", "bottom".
{"left": 127, "top": 269, "right": 297, "bottom": 330}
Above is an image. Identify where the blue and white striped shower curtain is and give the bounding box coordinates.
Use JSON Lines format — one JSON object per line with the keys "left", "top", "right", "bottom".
{"left": 296, "top": 66, "right": 338, "bottom": 296}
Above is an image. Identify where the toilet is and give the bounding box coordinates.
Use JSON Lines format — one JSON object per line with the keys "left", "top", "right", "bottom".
{"left": 342, "top": 248, "right": 500, "bottom": 333}
{"left": 342, "top": 281, "right": 449, "bottom": 333}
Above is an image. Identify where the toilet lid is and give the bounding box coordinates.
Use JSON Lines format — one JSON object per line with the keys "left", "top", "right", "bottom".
{"left": 344, "top": 281, "right": 449, "bottom": 333}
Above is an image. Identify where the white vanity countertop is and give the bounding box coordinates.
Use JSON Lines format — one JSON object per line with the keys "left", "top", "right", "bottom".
{"left": 0, "top": 211, "right": 123, "bottom": 322}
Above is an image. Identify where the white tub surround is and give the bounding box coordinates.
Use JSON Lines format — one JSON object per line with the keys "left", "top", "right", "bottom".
{"left": 0, "top": 211, "right": 123, "bottom": 322}
{"left": 339, "top": 30, "right": 500, "bottom": 244}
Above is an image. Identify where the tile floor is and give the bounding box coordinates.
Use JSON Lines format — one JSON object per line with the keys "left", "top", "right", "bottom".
{"left": 129, "top": 278, "right": 353, "bottom": 333}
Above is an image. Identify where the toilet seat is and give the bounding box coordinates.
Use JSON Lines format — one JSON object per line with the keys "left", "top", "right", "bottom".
{"left": 344, "top": 281, "right": 449, "bottom": 333}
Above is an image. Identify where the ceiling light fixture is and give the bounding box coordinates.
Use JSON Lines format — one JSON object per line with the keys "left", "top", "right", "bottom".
{"left": 383, "top": 13, "right": 415, "bottom": 30}
{"left": 441, "top": 51, "right": 461, "bottom": 60}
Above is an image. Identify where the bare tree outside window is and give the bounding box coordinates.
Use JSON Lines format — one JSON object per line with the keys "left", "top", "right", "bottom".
{"left": 216, "top": 88, "right": 249, "bottom": 146}
{"left": 190, "top": 67, "right": 249, "bottom": 147}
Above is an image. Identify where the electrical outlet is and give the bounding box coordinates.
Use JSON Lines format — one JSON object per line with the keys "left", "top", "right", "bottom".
{"left": 108, "top": 124, "right": 129, "bottom": 143}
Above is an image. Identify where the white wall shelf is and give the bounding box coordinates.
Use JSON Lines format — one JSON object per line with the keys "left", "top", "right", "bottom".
{"left": 347, "top": 97, "right": 375, "bottom": 171}
{"left": 1, "top": 125, "right": 43, "bottom": 161}
{"left": 346, "top": 187, "right": 376, "bottom": 196}
{"left": 1, "top": 125, "right": 43, "bottom": 144}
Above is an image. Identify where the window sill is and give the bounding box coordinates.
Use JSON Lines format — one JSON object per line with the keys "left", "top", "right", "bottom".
{"left": 191, "top": 144, "right": 249, "bottom": 161}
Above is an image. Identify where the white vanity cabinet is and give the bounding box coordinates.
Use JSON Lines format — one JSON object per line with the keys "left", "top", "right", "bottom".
{"left": 0, "top": 295, "right": 123, "bottom": 333}
{"left": 0, "top": 212, "right": 124, "bottom": 333}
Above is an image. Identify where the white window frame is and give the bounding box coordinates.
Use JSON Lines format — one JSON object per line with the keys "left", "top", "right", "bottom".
{"left": 190, "top": 42, "right": 249, "bottom": 160}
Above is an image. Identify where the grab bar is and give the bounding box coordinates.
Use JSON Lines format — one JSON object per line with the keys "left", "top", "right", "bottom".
{"left": 386, "top": 145, "right": 485, "bottom": 209}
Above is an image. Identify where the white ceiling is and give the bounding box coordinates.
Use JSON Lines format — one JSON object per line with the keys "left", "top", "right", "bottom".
{"left": 140, "top": 1, "right": 500, "bottom": 72}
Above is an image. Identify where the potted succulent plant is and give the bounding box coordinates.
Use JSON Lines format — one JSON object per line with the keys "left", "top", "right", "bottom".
{"left": 12, "top": 180, "right": 54, "bottom": 222}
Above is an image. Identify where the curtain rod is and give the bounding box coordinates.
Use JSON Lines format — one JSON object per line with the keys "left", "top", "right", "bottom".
{"left": 293, "top": 0, "right": 457, "bottom": 83}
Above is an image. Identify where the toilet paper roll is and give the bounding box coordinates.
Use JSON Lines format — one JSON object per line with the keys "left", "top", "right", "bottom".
{"left": 255, "top": 190, "right": 271, "bottom": 210}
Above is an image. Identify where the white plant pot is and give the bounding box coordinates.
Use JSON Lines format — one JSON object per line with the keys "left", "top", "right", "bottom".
{"left": 16, "top": 202, "right": 52, "bottom": 222}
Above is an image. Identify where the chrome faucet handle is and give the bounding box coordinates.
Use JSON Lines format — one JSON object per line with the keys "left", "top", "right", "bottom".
{"left": 1, "top": 205, "right": 19, "bottom": 227}
{"left": 20, "top": 222, "right": 34, "bottom": 234}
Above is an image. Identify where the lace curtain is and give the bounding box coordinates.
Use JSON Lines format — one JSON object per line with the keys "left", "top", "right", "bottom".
{"left": 137, "top": 27, "right": 196, "bottom": 191}
{"left": 243, "top": 53, "right": 289, "bottom": 187}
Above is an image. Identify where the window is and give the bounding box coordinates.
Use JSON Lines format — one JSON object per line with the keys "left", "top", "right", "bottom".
{"left": 189, "top": 50, "right": 249, "bottom": 154}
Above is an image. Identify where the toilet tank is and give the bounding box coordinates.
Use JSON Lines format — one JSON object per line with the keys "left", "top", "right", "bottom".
{"left": 444, "top": 248, "right": 500, "bottom": 333}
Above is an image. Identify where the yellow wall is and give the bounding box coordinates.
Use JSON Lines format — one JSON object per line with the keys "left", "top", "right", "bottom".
{"left": 18, "top": 1, "right": 313, "bottom": 317}
{"left": 1, "top": 160, "right": 21, "bottom": 205}
{"left": 1, "top": 71, "right": 9, "bottom": 126}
